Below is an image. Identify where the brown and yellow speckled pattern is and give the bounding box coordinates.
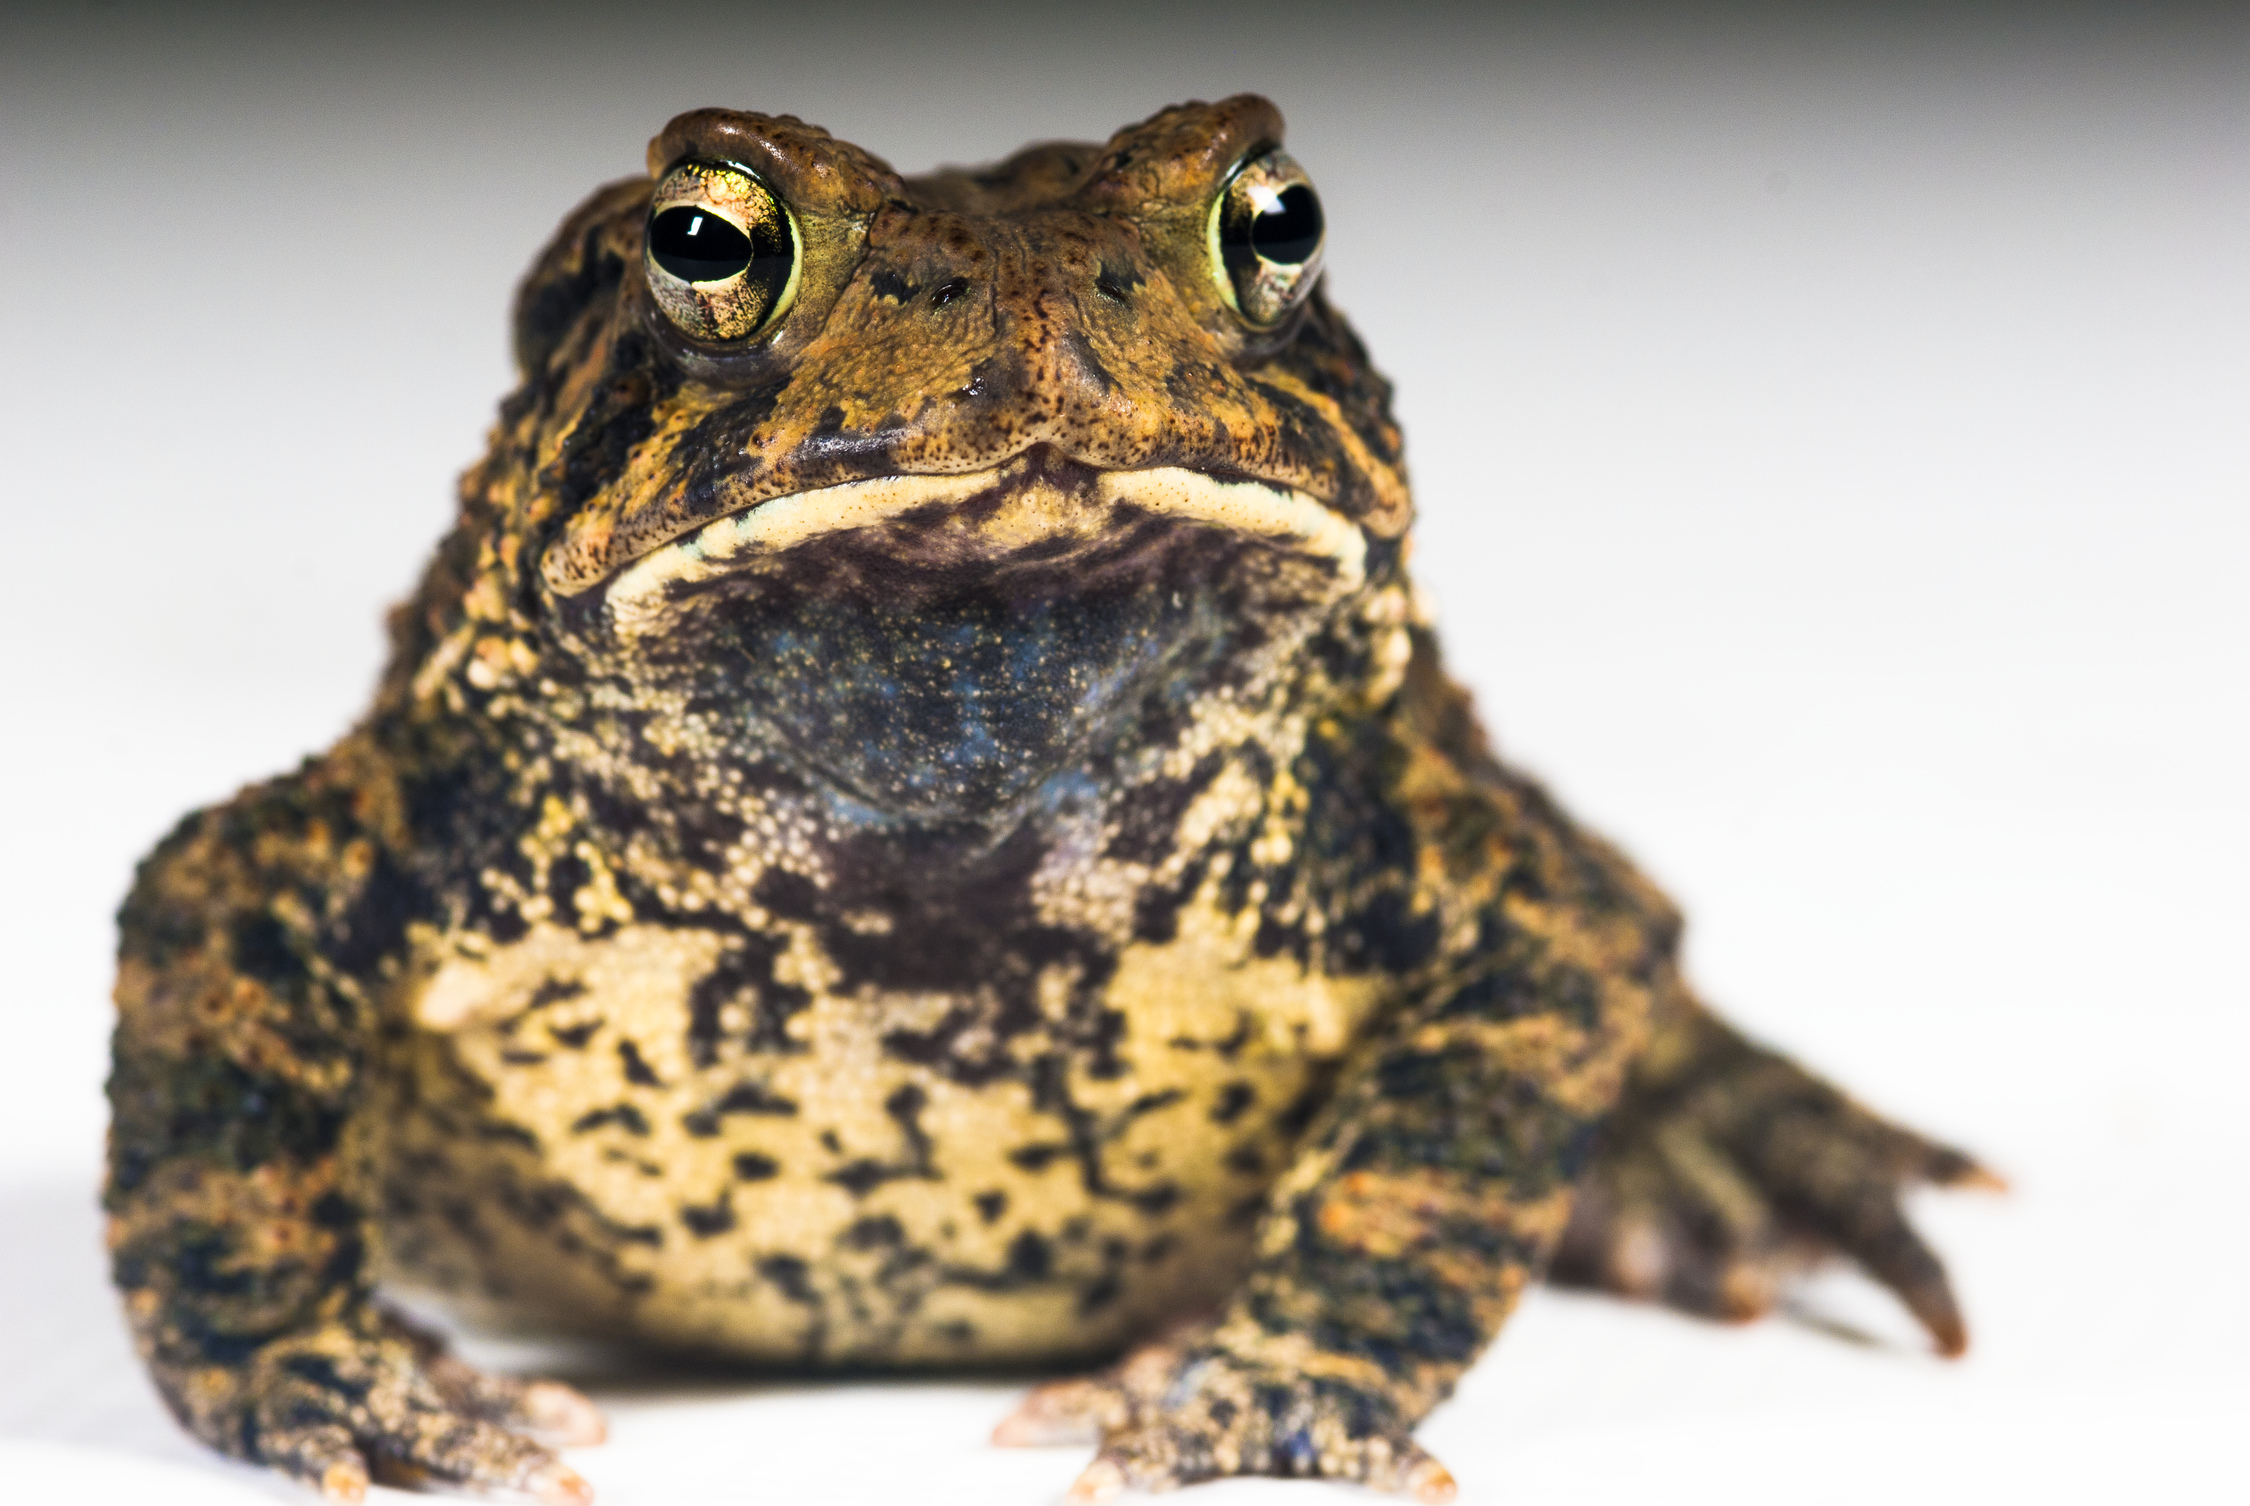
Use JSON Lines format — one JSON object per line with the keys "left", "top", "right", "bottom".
{"left": 107, "top": 96, "right": 1992, "bottom": 1503}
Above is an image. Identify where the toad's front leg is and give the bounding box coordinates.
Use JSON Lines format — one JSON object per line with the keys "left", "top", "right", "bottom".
{"left": 106, "top": 757, "right": 602, "bottom": 1501}
{"left": 994, "top": 636, "right": 1690, "bottom": 1497}
{"left": 1004, "top": 877, "right": 1672, "bottom": 1496}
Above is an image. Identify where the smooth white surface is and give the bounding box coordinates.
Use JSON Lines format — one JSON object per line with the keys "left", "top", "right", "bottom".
{"left": 1, "top": 7, "right": 2243, "bottom": 1504}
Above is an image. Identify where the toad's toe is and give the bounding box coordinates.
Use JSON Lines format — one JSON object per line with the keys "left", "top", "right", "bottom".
{"left": 992, "top": 1377, "right": 1114, "bottom": 1447}
{"left": 1068, "top": 1420, "right": 1456, "bottom": 1501}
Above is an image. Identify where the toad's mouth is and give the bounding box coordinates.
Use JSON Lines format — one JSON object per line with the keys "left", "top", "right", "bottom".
{"left": 596, "top": 453, "right": 1373, "bottom": 827}
{"left": 600, "top": 450, "right": 1365, "bottom": 634}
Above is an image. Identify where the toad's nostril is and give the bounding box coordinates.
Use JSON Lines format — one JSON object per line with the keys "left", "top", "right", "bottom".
{"left": 1093, "top": 262, "right": 1139, "bottom": 305}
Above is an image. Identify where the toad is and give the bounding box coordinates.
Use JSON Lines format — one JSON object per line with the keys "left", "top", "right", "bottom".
{"left": 106, "top": 95, "right": 1995, "bottom": 1503}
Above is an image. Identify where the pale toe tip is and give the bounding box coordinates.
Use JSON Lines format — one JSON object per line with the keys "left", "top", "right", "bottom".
{"left": 316, "top": 1460, "right": 370, "bottom": 1504}
{"left": 1067, "top": 1455, "right": 1127, "bottom": 1504}
{"left": 1718, "top": 1258, "right": 1780, "bottom": 1322}
{"left": 525, "top": 1381, "right": 609, "bottom": 1447}
{"left": 1407, "top": 1457, "right": 1458, "bottom": 1503}
{"left": 525, "top": 1459, "right": 596, "bottom": 1506}
{"left": 991, "top": 1406, "right": 1096, "bottom": 1448}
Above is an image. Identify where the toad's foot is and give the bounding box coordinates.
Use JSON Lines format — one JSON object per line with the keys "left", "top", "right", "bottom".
{"left": 147, "top": 1306, "right": 603, "bottom": 1502}
{"left": 1549, "top": 1009, "right": 2002, "bottom": 1355}
{"left": 995, "top": 1332, "right": 1455, "bottom": 1502}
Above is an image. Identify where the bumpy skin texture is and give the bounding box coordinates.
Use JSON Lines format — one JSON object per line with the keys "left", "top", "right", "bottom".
{"left": 107, "top": 97, "right": 1991, "bottom": 1501}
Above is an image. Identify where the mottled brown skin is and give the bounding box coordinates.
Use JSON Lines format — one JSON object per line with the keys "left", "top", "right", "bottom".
{"left": 106, "top": 97, "right": 1993, "bottom": 1503}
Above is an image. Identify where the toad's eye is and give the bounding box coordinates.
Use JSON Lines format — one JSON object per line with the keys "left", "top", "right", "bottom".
{"left": 1209, "top": 149, "right": 1325, "bottom": 327}
{"left": 645, "top": 160, "right": 800, "bottom": 342}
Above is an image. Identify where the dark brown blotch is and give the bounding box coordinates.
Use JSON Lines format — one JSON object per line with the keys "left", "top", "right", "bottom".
{"left": 681, "top": 1192, "right": 736, "bottom": 1238}
{"left": 1211, "top": 1081, "right": 1257, "bottom": 1123}
{"left": 573, "top": 1104, "right": 650, "bottom": 1136}
{"left": 617, "top": 1038, "right": 663, "bottom": 1085}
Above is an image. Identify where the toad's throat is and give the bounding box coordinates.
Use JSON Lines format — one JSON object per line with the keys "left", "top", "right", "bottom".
{"left": 606, "top": 458, "right": 1370, "bottom": 827}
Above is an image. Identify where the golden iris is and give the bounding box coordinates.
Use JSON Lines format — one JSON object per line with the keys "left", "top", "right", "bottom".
{"left": 1209, "top": 150, "right": 1325, "bottom": 327}
{"left": 645, "top": 161, "right": 800, "bottom": 342}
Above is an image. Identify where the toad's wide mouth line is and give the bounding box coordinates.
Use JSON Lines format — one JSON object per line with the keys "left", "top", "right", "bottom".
{"left": 601, "top": 456, "right": 1367, "bottom": 631}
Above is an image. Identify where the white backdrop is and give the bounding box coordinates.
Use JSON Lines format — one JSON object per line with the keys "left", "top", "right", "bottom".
{"left": 1, "top": 4, "right": 2243, "bottom": 1502}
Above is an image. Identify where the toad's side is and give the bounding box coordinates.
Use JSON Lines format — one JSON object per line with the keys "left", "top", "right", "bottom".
{"left": 106, "top": 98, "right": 1994, "bottom": 1504}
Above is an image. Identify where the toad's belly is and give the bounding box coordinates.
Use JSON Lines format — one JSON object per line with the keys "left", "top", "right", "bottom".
{"left": 374, "top": 911, "right": 1388, "bottom": 1365}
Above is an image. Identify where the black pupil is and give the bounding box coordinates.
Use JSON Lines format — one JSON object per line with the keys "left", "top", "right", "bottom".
{"left": 650, "top": 206, "right": 755, "bottom": 283}
{"left": 1249, "top": 184, "right": 1322, "bottom": 266}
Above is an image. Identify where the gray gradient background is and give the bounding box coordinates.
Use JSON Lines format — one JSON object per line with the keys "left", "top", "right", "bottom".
{"left": 0, "top": 3, "right": 2242, "bottom": 1502}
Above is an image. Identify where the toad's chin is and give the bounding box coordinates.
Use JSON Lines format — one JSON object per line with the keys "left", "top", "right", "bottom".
{"left": 592, "top": 453, "right": 1373, "bottom": 828}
